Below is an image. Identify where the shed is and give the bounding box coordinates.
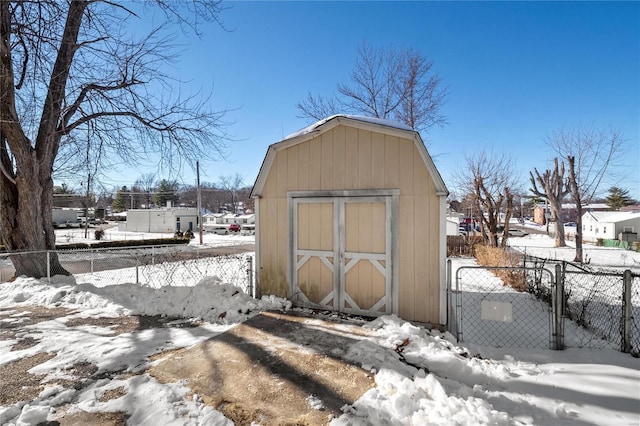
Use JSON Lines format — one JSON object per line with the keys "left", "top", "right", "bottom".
{"left": 251, "top": 115, "right": 449, "bottom": 324}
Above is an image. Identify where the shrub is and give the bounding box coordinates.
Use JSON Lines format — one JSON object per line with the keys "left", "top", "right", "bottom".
{"left": 184, "top": 229, "right": 194, "bottom": 239}
{"left": 474, "top": 245, "right": 527, "bottom": 291}
{"left": 174, "top": 230, "right": 184, "bottom": 238}
{"left": 94, "top": 229, "right": 105, "bottom": 241}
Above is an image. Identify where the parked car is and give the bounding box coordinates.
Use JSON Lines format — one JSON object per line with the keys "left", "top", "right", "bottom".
{"left": 507, "top": 229, "right": 529, "bottom": 237}
{"left": 229, "top": 223, "right": 241, "bottom": 233}
{"left": 458, "top": 227, "right": 468, "bottom": 236}
{"left": 564, "top": 222, "right": 577, "bottom": 227}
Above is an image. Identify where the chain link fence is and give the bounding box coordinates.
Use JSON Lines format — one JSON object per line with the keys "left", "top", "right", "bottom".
{"left": 0, "top": 245, "right": 255, "bottom": 295}
{"left": 451, "top": 265, "right": 556, "bottom": 349}
{"left": 562, "top": 263, "right": 639, "bottom": 353}
{"left": 450, "top": 258, "right": 639, "bottom": 355}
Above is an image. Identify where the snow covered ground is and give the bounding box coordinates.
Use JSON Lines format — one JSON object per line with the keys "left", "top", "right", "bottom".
{"left": 509, "top": 230, "right": 640, "bottom": 272}
{"left": 55, "top": 225, "right": 256, "bottom": 250}
{"left": 0, "top": 230, "right": 638, "bottom": 425}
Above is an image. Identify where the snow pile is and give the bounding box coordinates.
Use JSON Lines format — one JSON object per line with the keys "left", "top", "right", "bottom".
{"left": 0, "top": 276, "right": 290, "bottom": 325}
{"left": 335, "top": 315, "right": 514, "bottom": 425}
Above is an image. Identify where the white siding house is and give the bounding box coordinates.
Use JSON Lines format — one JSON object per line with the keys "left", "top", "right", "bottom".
{"left": 446, "top": 218, "right": 460, "bottom": 236}
{"left": 582, "top": 211, "right": 640, "bottom": 243}
{"left": 126, "top": 208, "right": 199, "bottom": 233}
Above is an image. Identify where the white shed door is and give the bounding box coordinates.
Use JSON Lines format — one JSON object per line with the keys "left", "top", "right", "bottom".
{"left": 292, "top": 196, "right": 393, "bottom": 316}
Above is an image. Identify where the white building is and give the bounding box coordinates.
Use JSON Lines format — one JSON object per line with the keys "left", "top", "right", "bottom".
{"left": 126, "top": 208, "right": 199, "bottom": 233}
{"left": 52, "top": 208, "right": 80, "bottom": 226}
{"left": 581, "top": 211, "right": 640, "bottom": 243}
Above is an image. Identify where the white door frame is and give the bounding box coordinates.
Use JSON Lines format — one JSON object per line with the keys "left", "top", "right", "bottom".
{"left": 288, "top": 189, "right": 399, "bottom": 316}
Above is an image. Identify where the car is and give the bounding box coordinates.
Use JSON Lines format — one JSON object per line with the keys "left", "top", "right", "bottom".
{"left": 564, "top": 222, "right": 577, "bottom": 227}
{"left": 229, "top": 223, "right": 241, "bottom": 233}
{"left": 458, "top": 226, "right": 468, "bottom": 236}
{"left": 507, "top": 228, "right": 529, "bottom": 237}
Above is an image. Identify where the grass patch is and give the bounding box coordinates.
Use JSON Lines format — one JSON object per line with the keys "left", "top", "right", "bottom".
{"left": 474, "top": 245, "right": 527, "bottom": 291}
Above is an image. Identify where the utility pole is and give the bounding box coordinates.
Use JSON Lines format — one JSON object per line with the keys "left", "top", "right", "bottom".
{"left": 84, "top": 173, "right": 91, "bottom": 239}
{"left": 197, "top": 161, "right": 203, "bottom": 245}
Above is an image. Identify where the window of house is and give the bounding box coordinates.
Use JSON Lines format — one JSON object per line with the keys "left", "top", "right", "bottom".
{"left": 603, "top": 226, "right": 607, "bottom": 234}
{"left": 590, "top": 225, "right": 593, "bottom": 232}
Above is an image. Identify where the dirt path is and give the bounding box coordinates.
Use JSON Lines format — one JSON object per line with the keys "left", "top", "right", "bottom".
{"left": 149, "top": 311, "right": 375, "bottom": 425}
{"left": 1, "top": 306, "right": 375, "bottom": 425}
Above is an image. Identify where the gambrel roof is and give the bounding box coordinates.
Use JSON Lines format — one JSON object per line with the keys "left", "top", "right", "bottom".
{"left": 251, "top": 115, "right": 448, "bottom": 197}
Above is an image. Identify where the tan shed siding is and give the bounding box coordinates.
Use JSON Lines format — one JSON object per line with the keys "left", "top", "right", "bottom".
{"left": 429, "top": 179, "right": 442, "bottom": 322}
{"left": 321, "top": 132, "right": 335, "bottom": 190}
{"left": 258, "top": 196, "right": 287, "bottom": 297}
{"left": 371, "top": 132, "right": 386, "bottom": 188}
{"left": 286, "top": 144, "right": 299, "bottom": 191}
{"left": 333, "top": 126, "right": 347, "bottom": 186}
{"left": 345, "top": 127, "right": 359, "bottom": 189}
{"left": 297, "top": 141, "right": 310, "bottom": 191}
{"left": 384, "top": 136, "right": 400, "bottom": 188}
{"left": 357, "top": 129, "right": 372, "bottom": 188}
{"left": 258, "top": 123, "right": 443, "bottom": 324}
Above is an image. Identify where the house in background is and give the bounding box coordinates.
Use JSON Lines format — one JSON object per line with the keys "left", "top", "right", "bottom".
{"left": 581, "top": 211, "right": 640, "bottom": 243}
{"left": 251, "top": 114, "right": 449, "bottom": 325}
{"left": 534, "top": 203, "right": 611, "bottom": 226}
{"left": 446, "top": 218, "right": 461, "bottom": 236}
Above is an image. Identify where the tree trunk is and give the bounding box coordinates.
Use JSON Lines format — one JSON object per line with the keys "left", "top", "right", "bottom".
{"left": 530, "top": 158, "right": 570, "bottom": 248}
{"left": 0, "top": 140, "right": 68, "bottom": 278}
{"left": 568, "top": 156, "right": 583, "bottom": 263}
{"left": 500, "top": 187, "right": 514, "bottom": 249}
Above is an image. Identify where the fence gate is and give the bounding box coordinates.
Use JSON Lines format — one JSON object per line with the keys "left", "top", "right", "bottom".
{"left": 451, "top": 265, "right": 557, "bottom": 349}
{"left": 291, "top": 195, "right": 394, "bottom": 317}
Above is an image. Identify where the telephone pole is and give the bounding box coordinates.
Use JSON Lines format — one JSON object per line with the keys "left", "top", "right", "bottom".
{"left": 197, "top": 161, "right": 203, "bottom": 245}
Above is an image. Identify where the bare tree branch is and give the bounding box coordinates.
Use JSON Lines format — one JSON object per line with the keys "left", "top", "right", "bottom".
{"left": 297, "top": 40, "right": 448, "bottom": 133}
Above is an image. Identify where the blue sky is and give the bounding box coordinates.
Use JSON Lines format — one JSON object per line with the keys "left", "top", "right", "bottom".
{"left": 104, "top": 1, "right": 639, "bottom": 200}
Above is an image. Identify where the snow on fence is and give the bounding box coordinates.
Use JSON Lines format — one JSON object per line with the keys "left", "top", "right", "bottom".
{"left": 0, "top": 246, "right": 255, "bottom": 296}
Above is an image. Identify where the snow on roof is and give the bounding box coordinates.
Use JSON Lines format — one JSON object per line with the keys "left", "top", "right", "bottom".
{"left": 562, "top": 203, "right": 610, "bottom": 210}
{"left": 586, "top": 211, "right": 640, "bottom": 223}
{"left": 284, "top": 114, "right": 414, "bottom": 140}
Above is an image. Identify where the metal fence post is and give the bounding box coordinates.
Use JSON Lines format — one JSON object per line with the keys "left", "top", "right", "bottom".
{"left": 446, "top": 259, "right": 453, "bottom": 334}
{"left": 246, "top": 256, "right": 254, "bottom": 297}
{"left": 47, "top": 251, "right": 51, "bottom": 284}
{"left": 622, "top": 269, "right": 632, "bottom": 353}
{"left": 553, "top": 263, "right": 565, "bottom": 350}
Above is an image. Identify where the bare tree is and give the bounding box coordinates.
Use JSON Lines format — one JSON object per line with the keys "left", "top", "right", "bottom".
{"left": 530, "top": 158, "right": 571, "bottom": 248}
{"left": 297, "top": 41, "right": 448, "bottom": 133}
{"left": 545, "top": 125, "right": 625, "bottom": 262}
{"left": 218, "top": 174, "right": 244, "bottom": 214}
{"left": 133, "top": 173, "right": 158, "bottom": 209}
{"left": 0, "top": 1, "right": 228, "bottom": 277}
{"left": 456, "top": 151, "right": 519, "bottom": 247}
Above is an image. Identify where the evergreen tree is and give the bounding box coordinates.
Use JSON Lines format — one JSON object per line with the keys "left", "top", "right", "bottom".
{"left": 154, "top": 180, "right": 180, "bottom": 208}
{"left": 112, "top": 186, "right": 128, "bottom": 212}
{"left": 606, "top": 186, "right": 634, "bottom": 211}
